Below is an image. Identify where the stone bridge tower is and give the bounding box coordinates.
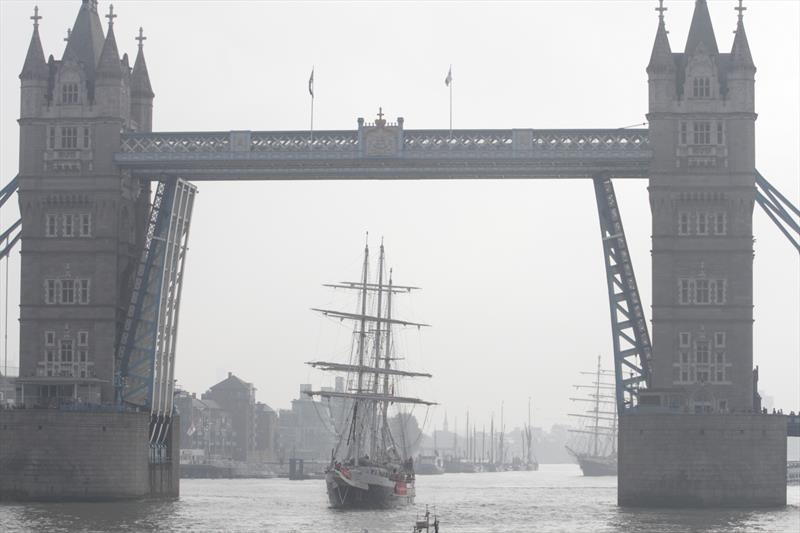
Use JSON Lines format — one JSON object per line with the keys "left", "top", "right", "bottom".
{"left": 16, "top": 0, "right": 153, "bottom": 406}
{"left": 621, "top": 1, "right": 787, "bottom": 508}
{"left": 647, "top": 0, "right": 756, "bottom": 412}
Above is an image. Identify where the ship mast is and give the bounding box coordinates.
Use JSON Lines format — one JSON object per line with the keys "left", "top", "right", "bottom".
{"left": 490, "top": 414, "right": 494, "bottom": 464}
{"left": 353, "top": 238, "right": 370, "bottom": 467}
{"left": 370, "top": 241, "right": 385, "bottom": 459}
{"left": 499, "top": 401, "right": 504, "bottom": 465}
{"left": 304, "top": 238, "right": 435, "bottom": 467}
{"left": 465, "top": 410, "right": 470, "bottom": 461}
{"left": 610, "top": 393, "right": 618, "bottom": 455}
{"left": 380, "top": 267, "right": 393, "bottom": 454}
{"left": 593, "top": 354, "right": 601, "bottom": 457}
{"left": 482, "top": 425, "right": 486, "bottom": 464}
{"left": 472, "top": 425, "right": 477, "bottom": 463}
{"left": 527, "top": 397, "right": 532, "bottom": 464}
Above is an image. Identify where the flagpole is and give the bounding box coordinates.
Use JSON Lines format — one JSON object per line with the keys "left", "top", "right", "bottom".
{"left": 449, "top": 65, "right": 453, "bottom": 141}
{"left": 309, "top": 66, "right": 315, "bottom": 149}
{"left": 310, "top": 93, "right": 314, "bottom": 148}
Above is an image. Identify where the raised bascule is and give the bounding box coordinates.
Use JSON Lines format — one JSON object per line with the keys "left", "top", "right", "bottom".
{"left": 0, "top": 0, "right": 797, "bottom": 505}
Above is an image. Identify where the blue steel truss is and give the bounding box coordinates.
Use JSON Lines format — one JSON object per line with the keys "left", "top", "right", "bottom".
{"left": 593, "top": 175, "right": 653, "bottom": 414}
{"left": 116, "top": 179, "right": 173, "bottom": 408}
{"left": 0, "top": 176, "right": 19, "bottom": 208}
{"left": 0, "top": 220, "right": 21, "bottom": 261}
{"left": 115, "top": 177, "right": 196, "bottom": 445}
{"left": 755, "top": 171, "right": 800, "bottom": 253}
{"left": 0, "top": 177, "right": 21, "bottom": 261}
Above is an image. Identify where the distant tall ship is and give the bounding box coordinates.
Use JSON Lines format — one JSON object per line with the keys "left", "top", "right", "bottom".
{"left": 565, "top": 356, "right": 617, "bottom": 476}
{"left": 305, "top": 237, "right": 435, "bottom": 508}
{"left": 521, "top": 397, "right": 539, "bottom": 471}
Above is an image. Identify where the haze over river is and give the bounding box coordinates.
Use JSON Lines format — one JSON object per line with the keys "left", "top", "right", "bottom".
{"left": 1, "top": 465, "right": 798, "bottom": 532}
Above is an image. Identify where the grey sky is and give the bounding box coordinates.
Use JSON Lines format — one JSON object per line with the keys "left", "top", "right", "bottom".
{"left": 0, "top": 0, "right": 798, "bottom": 430}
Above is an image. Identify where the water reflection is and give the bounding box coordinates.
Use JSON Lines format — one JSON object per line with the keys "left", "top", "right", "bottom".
{"left": 1, "top": 466, "right": 797, "bottom": 532}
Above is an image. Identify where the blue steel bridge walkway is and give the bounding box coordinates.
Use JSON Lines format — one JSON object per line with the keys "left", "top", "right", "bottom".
{"left": 115, "top": 126, "right": 652, "bottom": 181}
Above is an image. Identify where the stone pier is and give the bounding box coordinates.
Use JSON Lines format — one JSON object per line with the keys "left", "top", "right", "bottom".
{"left": 0, "top": 410, "right": 179, "bottom": 501}
{"left": 619, "top": 413, "right": 787, "bottom": 507}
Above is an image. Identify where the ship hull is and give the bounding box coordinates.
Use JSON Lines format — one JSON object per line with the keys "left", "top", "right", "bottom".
{"left": 576, "top": 455, "right": 617, "bottom": 476}
{"left": 416, "top": 455, "right": 444, "bottom": 475}
{"left": 415, "top": 464, "right": 445, "bottom": 475}
{"left": 326, "top": 469, "right": 415, "bottom": 509}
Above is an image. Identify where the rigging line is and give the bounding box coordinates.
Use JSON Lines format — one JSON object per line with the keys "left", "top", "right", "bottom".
{"left": 0, "top": 211, "right": 3, "bottom": 377}
{"left": 2, "top": 232, "right": 8, "bottom": 377}
{"left": 310, "top": 396, "right": 339, "bottom": 438}
{"left": 617, "top": 121, "right": 648, "bottom": 130}
{"left": 409, "top": 405, "right": 430, "bottom": 452}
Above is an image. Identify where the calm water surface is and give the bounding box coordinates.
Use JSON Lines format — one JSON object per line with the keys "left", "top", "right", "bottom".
{"left": 2, "top": 465, "right": 798, "bottom": 532}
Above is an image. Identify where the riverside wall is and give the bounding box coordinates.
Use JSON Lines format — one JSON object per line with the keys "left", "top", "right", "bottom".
{"left": 0, "top": 410, "right": 179, "bottom": 501}
{"left": 619, "top": 413, "right": 787, "bottom": 507}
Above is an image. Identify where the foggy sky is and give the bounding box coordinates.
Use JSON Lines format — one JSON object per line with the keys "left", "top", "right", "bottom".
{"left": 0, "top": 1, "right": 797, "bottom": 430}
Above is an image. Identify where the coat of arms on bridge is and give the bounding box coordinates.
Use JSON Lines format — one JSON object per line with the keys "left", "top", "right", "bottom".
{"left": 358, "top": 108, "right": 403, "bottom": 158}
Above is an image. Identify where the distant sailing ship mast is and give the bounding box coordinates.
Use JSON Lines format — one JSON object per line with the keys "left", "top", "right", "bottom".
{"left": 304, "top": 238, "right": 435, "bottom": 507}
{"left": 565, "top": 355, "right": 618, "bottom": 476}
{"left": 523, "top": 397, "right": 539, "bottom": 470}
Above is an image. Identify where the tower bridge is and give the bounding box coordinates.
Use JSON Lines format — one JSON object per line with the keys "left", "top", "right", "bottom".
{"left": 1, "top": 0, "right": 798, "bottom": 506}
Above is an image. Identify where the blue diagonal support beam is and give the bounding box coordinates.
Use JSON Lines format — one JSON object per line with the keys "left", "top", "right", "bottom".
{"left": 593, "top": 175, "right": 653, "bottom": 415}
{"left": 0, "top": 219, "right": 22, "bottom": 259}
{"left": 0, "top": 176, "right": 19, "bottom": 209}
{"left": 0, "top": 231, "right": 21, "bottom": 261}
{"left": 755, "top": 171, "right": 800, "bottom": 253}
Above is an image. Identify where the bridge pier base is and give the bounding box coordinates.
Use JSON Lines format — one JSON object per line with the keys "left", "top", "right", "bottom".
{"left": 0, "top": 410, "right": 179, "bottom": 501}
{"left": 619, "top": 413, "right": 787, "bottom": 507}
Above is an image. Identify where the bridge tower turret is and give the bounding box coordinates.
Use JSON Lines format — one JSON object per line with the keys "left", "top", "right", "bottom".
{"left": 130, "top": 28, "right": 154, "bottom": 133}
{"left": 18, "top": 8, "right": 48, "bottom": 127}
{"left": 15, "top": 1, "right": 152, "bottom": 407}
{"left": 647, "top": 0, "right": 757, "bottom": 412}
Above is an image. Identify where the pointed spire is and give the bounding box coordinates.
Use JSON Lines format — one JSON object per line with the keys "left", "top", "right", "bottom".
{"left": 20, "top": 6, "right": 48, "bottom": 80}
{"left": 647, "top": 1, "right": 675, "bottom": 74}
{"left": 131, "top": 27, "right": 154, "bottom": 97}
{"left": 685, "top": 0, "right": 718, "bottom": 55}
{"left": 62, "top": 0, "right": 105, "bottom": 79}
{"left": 731, "top": 1, "right": 755, "bottom": 69}
{"left": 96, "top": 4, "right": 122, "bottom": 79}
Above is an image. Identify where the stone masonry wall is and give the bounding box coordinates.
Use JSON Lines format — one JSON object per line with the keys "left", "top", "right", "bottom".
{"left": 619, "top": 413, "right": 787, "bottom": 507}
{"left": 0, "top": 410, "right": 174, "bottom": 501}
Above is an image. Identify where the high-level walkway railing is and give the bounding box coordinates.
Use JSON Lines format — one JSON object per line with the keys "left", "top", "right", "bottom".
{"left": 116, "top": 128, "right": 652, "bottom": 180}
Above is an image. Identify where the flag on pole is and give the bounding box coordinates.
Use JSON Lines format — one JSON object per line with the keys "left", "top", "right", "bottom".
{"left": 446, "top": 65, "right": 453, "bottom": 137}
{"left": 309, "top": 67, "right": 315, "bottom": 147}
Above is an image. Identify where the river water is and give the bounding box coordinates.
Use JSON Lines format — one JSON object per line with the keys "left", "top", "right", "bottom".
{"left": 1, "top": 465, "right": 799, "bottom": 532}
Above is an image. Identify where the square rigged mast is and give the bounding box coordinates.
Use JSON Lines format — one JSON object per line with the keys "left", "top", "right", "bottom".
{"left": 304, "top": 239, "right": 435, "bottom": 466}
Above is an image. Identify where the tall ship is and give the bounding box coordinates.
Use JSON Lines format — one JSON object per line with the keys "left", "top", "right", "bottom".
{"left": 521, "top": 397, "right": 539, "bottom": 471}
{"left": 305, "top": 238, "right": 435, "bottom": 508}
{"left": 565, "top": 356, "right": 618, "bottom": 476}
